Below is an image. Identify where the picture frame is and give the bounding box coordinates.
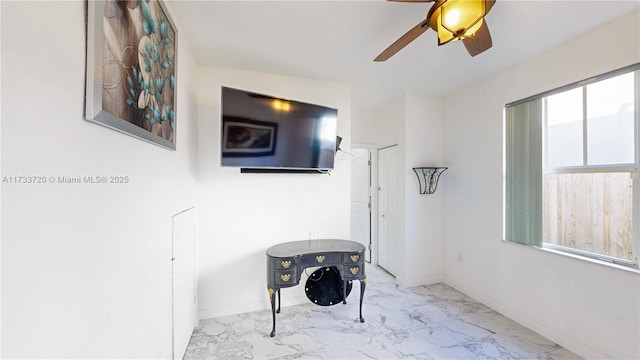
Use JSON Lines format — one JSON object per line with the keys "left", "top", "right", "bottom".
{"left": 85, "top": 0, "right": 178, "bottom": 150}
{"left": 222, "top": 117, "right": 278, "bottom": 157}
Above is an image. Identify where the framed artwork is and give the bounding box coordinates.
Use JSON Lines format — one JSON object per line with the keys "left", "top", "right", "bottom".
{"left": 222, "top": 117, "right": 278, "bottom": 157}
{"left": 85, "top": 0, "right": 178, "bottom": 150}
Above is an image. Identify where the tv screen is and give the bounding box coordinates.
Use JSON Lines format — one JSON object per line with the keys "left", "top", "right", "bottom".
{"left": 221, "top": 87, "right": 338, "bottom": 170}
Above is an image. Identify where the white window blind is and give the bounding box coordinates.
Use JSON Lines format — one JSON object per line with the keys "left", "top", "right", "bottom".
{"left": 504, "top": 99, "right": 543, "bottom": 247}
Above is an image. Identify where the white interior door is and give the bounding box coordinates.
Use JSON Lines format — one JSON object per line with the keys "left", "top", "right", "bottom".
{"left": 351, "top": 148, "right": 371, "bottom": 262}
{"left": 172, "top": 207, "right": 196, "bottom": 360}
{"left": 378, "top": 146, "right": 399, "bottom": 276}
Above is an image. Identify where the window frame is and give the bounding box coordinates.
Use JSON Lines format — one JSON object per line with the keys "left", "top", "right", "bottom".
{"left": 542, "top": 70, "right": 638, "bottom": 173}
{"left": 504, "top": 63, "right": 640, "bottom": 269}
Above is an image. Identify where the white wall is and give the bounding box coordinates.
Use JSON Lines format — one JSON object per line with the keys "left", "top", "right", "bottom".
{"left": 351, "top": 105, "right": 377, "bottom": 146}
{"left": 443, "top": 11, "right": 640, "bottom": 360}
{"left": 195, "top": 67, "right": 352, "bottom": 318}
{"left": 403, "top": 94, "right": 445, "bottom": 286}
{"left": 1, "top": 1, "right": 198, "bottom": 358}
{"left": 354, "top": 93, "right": 445, "bottom": 286}
{"left": 0, "top": 2, "right": 4, "bottom": 354}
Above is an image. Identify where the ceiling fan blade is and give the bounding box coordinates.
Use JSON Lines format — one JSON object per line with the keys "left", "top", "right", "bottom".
{"left": 374, "top": 20, "right": 430, "bottom": 62}
{"left": 462, "top": 21, "right": 492, "bottom": 57}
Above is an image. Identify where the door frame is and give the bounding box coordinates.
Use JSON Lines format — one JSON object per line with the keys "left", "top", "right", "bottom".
{"left": 172, "top": 206, "right": 197, "bottom": 360}
{"left": 351, "top": 143, "right": 400, "bottom": 273}
{"left": 352, "top": 144, "right": 378, "bottom": 265}
{"left": 376, "top": 144, "right": 399, "bottom": 275}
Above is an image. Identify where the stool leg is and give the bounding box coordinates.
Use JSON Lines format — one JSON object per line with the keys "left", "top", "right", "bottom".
{"left": 276, "top": 289, "right": 281, "bottom": 314}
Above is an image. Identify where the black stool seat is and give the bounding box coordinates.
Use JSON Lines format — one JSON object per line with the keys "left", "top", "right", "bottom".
{"left": 305, "top": 266, "right": 352, "bottom": 306}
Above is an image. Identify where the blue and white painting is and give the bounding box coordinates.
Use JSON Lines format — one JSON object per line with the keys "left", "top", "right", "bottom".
{"left": 101, "top": 0, "right": 176, "bottom": 144}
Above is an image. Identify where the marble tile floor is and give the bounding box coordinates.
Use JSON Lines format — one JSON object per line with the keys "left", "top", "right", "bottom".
{"left": 184, "top": 265, "right": 581, "bottom": 360}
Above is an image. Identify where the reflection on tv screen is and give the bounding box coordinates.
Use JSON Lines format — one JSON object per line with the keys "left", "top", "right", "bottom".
{"left": 221, "top": 87, "right": 338, "bottom": 170}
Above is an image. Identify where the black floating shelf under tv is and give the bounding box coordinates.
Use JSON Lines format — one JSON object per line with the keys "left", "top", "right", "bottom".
{"left": 240, "top": 168, "right": 330, "bottom": 174}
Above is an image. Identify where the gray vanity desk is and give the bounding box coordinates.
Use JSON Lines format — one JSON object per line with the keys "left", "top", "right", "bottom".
{"left": 266, "top": 239, "right": 366, "bottom": 337}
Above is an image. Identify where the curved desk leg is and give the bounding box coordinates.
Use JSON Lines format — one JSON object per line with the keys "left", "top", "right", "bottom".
{"left": 276, "top": 289, "right": 281, "bottom": 314}
{"left": 268, "top": 288, "right": 277, "bottom": 337}
{"left": 359, "top": 277, "right": 366, "bottom": 323}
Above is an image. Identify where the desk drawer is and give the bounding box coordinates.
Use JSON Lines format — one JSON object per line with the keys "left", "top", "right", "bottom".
{"left": 274, "top": 258, "right": 298, "bottom": 270}
{"left": 274, "top": 270, "right": 297, "bottom": 286}
{"left": 343, "top": 264, "right": 365, "bottom": 279}
{"left": 343, "top": 253, "right": 364, "bottom": 265}
{"left": 301, "top": 253, "right": 341, "bottom": 267}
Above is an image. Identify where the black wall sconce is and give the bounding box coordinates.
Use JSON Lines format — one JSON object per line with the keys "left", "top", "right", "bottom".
{"left": 412, "top": 167, "right": 447, "bottom": 194}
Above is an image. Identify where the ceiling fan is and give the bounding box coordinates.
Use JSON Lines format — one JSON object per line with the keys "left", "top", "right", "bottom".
{"left": 374, "top": 0, "right": 496, "bottom": 61}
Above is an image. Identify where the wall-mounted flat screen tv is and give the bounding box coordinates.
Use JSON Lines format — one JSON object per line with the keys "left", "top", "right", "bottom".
{"left": 221, "top": 87, "right": 338, "bottom": 171}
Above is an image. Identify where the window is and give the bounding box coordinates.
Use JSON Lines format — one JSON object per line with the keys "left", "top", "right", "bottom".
{"left": 505, "top": 64, "right": 639, "bottom": 268}
{"left": 544, "top": 72, "right": 636, "bottom": 169}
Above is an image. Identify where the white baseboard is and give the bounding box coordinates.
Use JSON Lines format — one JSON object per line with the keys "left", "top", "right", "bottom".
{"left": 198, "top": 301, "right": 265, "bottom": 322}
{"left": 396, "top": 274, "right": 444, "bottom": 288}
{"left": 197, "top": 295, "right": 309, "bottom": 322}
{"left": 442, "top": 276, "right": 606, "bottom": 360}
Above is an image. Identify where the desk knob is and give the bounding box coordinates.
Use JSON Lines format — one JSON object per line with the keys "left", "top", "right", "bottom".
{"left": 350, "top": 255, "right": 360, "bottom": 262}
{"left": 280, "top": 274, "right": 292, "bottom": 282}
{"left": 350, "top": 267, "right": 360, "bottom": 275}
{"left": 281, "top": 260, "right": 292, "bottom": 269}
{"left": 316, "top": 255, "right": 325, "bottom": 263}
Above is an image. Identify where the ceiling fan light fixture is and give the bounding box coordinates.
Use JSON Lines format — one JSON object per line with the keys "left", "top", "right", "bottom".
{"left": 373, "top": 0, "right": 495, "bottom": 61}
{"left": 429, "top": 0, "right": 489, "bottom": 45}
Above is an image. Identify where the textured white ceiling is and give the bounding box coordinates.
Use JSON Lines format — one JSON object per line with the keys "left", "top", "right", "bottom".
{"left": 169, "top": 0, "right": 640, "bottom": 107}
